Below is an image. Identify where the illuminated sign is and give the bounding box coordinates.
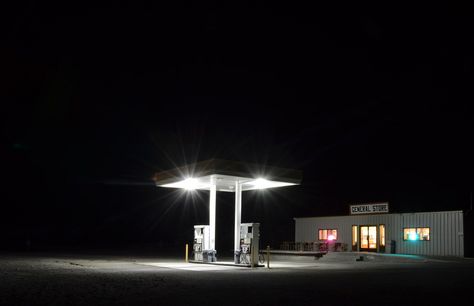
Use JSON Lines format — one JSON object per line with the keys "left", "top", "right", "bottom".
{"left": 350, "top": 203, "right": 389, "bottom": 215}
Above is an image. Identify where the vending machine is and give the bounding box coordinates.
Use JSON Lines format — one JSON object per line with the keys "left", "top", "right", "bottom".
{"left": 238, "top": 223, "right": 260, "bottom": 266}
{"left": 193, "top": 225, "right": 216, "bottom": 262}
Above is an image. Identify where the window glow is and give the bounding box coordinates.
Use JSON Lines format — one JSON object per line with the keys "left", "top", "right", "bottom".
{"left": 360, "top": 226, "right": 369, "bottom": 249}
{"left": 360, "top": 226, "right": 377, "bottom": 249}
{"left": 417, "top": 228, "right": 430, "bottom": 241}
{"left": 379, "top": 224, "right": 385, "bottom": 247}
{"left": 352, "top": 225, "right": 358, "bottom": 250}
{"left": 318, "top": 229, "right": 337, "bottom": 241}
{"left": 368, "top": 226, "right": 377, "bottom": 249}
{"left": 404, "top": 228, "right": 430, "bottom": 241}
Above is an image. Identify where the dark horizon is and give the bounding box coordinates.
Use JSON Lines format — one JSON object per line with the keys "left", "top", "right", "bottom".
{"left": 2, "top": 4, "right": 473, "bottom": 255}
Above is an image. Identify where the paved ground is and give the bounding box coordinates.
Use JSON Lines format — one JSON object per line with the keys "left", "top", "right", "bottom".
{"left": 1, "top": 252, "right": 473, "bottom": 305}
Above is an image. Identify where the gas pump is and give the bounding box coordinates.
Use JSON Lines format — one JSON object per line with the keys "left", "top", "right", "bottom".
{"left": 193, "top": 225, "right": 216, "bottom": 262}
{"left": 238, "top": 223, "right": 260, "bottom": 266}
{"left": 193, "top": 225, "right": 210, "bottom": 262}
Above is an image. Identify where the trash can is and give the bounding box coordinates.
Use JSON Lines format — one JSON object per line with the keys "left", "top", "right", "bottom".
{"left": 387, "top": 240, "right": 396, "bottom": 254}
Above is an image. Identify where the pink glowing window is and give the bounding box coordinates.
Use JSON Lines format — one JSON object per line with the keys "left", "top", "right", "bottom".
{"left": 318, "top": 229, "right": 338, "bottom": 241}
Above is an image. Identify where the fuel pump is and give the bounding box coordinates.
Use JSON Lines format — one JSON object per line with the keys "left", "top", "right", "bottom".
{"left": 193, "top": 225, "right": 210, "bottom": 262}
{"left": 239, "top": 223, "right": 260, "bottom": 266}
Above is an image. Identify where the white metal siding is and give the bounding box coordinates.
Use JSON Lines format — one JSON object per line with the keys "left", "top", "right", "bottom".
{"left": 294, "top": 211, "right": 464, "bottom": 257}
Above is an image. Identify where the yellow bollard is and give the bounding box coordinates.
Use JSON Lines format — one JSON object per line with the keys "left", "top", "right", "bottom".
{"left": 185, "top": 244, "right": 189, "bottom": 263}
{"left": 266, "top": 245, "right": 270, "bottom": 269}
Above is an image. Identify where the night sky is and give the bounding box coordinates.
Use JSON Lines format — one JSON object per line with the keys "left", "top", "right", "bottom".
{"left": 2, "top": 4, "right": 473, "bottom": 255}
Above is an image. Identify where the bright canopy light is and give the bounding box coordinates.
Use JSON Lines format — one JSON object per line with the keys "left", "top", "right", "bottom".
{"left": 161, "top": 177, "right": 208, "bottom": 190}
{"left": 182, "top": 178, "right": 198, "bottom": 190}
{"left": 409, "top": 233, "right": 418, "bottom": 241}
{"left": 160, "top": 176, "right": 297, "bottom": 191}
{"left": 252, "top": 178, "right": 272, "bottom": 189}
{"left": 155, "top": 159, "right": 302, "bottom": 192}
{"left": 247, "top": 177, "right": 296, "bottom": 190}
{"left": 327, "top": 235, "right": 336, "bottom": 241}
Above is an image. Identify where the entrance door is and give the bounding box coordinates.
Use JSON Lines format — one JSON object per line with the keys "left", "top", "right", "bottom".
{"left": 359, "top": 226, "right": 377, "bottom": 252}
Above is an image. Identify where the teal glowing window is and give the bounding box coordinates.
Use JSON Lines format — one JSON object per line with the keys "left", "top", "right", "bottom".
{"left": 403, "top": 228, "right": 430, "bottom": 241}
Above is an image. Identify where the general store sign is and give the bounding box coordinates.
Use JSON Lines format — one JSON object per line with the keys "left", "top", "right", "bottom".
{"left": 350, "top": 203, "right": 389, "bottom": 215}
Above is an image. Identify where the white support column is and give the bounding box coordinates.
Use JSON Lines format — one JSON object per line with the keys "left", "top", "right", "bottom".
{"left": 209, "top": 176, "right": 216, "bottom": 252}
{"left": 234, "top": 181, "right": 242, "bottom": 263}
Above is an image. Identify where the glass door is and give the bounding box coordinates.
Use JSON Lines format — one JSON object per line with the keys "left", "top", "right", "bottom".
{"left": 359, "top": 225, "right": 377, "bottom": 252}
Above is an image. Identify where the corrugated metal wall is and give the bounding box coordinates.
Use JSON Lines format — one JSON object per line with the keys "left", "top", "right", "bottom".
{"left": 294, "top": 211, "right": 464, "bottom": 257}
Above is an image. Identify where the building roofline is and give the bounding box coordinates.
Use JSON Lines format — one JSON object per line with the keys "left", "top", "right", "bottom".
{"left": 293, "top": 210, "right": 464, "bottom": 220}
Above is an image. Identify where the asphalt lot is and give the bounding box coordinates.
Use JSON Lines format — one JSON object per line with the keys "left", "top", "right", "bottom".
{"left": 1, "top": 252, "right": 473, "bottom": 306}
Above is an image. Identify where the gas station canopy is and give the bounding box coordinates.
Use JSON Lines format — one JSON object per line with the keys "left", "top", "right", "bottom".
{"left": 154, "top": 159, "right": 302, "bottom": 265}
{"left": 154, "top": 159, "right": 302, "bottom": 192}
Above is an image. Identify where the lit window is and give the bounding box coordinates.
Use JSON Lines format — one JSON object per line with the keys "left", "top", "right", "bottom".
{"left": 403, "top": 228, "right": 430, "bottom": 241}
{"left": 379, "top": 225, "right": 385, "bottom": 247}
{"left": 417, "top": 228, "right": 430, "bottom": 241}
{"left": 352, "top": 225, "right": 358, "bottom": 246}
{"left": 318, "top": 229, "right": 337, "bottom": 241}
